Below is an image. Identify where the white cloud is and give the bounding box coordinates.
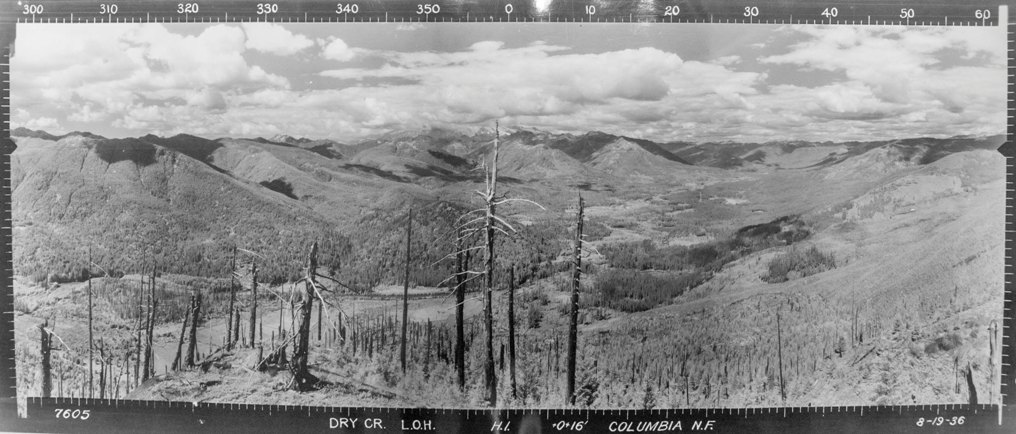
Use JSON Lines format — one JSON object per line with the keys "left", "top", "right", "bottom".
{"left": 12, "top": 23, "right": 289, "bottom": 134}
{"left": 10, "top": 24, "right": 1006, "bottom": 143}
{"left": 241, "top": 23, "right": 314, "bottom": 55}
{"left": 754, "top": 26, "right": 1005, "bottom": 140}
{"left": 312, "top": 42, "right": 768, "bottom": 140}
{"left": 24, "top": 116, "right": 60, "bottom": 131}
{"left": 321, "top": 38, "right": 355, "bottom": 61}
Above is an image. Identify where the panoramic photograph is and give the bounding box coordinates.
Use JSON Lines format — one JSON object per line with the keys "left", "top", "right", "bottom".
{"left": 10, "top": 22, "right": 1006, "bottom": 408}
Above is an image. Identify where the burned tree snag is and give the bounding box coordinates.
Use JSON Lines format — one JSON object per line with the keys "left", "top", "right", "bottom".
{"left": 482, "top": 125, "right": 501, "bottom": 407}
{"left": 250, "top": 261, "right": 258, "bottom": 348}
{"left": 186, "top": 291, "right": 202, "bottom": 367}
{"left": 87, "top": 249, "right": 94, "bottom": 398}
{"left": 454, "top": 233, "right": 467, "bottom": 391}
{"left": 290, "top": 241, "right": 320, "bottom": 392}
{"left": 777, "top": 309, "right": 786, "bottom": 404}
{"left": 172, "top": 298, "right": 191, "bottom": 370}
{"left": 508, "top": 265, "right": 518, "bottom": 399}
{"left": 566, "top": 195, "right": 584, "bottom": 405}
{"left": 144, "top": 268, "right": 157, "bottom": 381}
{"left": 227, "top": 247, "right": 237, "bottom": 349}
{"left": 39, "top": 320, "right": 52, "bottom": 398}
{"left": 401, "top": 208, "right": 412, "bottom": 373}
{"left": 967, "top": 362, "right": 978, "bottom": 405}
{"left": 234, "top": 307, "right": 241, "bottom": 346}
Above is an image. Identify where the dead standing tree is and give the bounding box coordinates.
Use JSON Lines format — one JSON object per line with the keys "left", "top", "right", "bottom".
{"left": 453, "top": 231, "right": 469, "bottom": 391}
{"left": 185, "top": 290, "right": 202, "bottom": 367}
{"left": 283, "top": 241, "right": 356, "bottom": 390}
{"left": 564, "top": 195, "right": 599, "bottom": 405}
{"left": 441, "top": 121, "right": 543, "bottom": 407}
{"left": 143, "top": 266, "right": 157, "bottom": 381}
{"left": 39, "top": 320, "right": 52, "bottom": 398}
{"left": 87, "top": 249, "right": 94, "bottom": 398}
{"left": 227, "top": 247, "right": 237, "bottom": 350}
{"left": 401, "top": 209, "right": 413, "bottom": 373}
{"left": 288, "top": 241, "right": 359, "bottom": 391}
{"left": 777, "top": 308, "right": 786, "bottom": 403}
{"left": 508, "top": 265, "right": 517, "bottom": 399}
{"left": 172, "top": 297, "right": 192, "bottom": 370}
{"left": 290, "top": 242, "right": 322, "bottom": 391}
{"left": 566, "top": 195, "right": 584, "bottom": 405}
{"left": 250, "top": 261, "right": 259, "bottom": 348}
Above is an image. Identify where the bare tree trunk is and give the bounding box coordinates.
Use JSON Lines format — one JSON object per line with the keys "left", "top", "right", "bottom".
{"left": 98, "top": 340, "right": 106, "bottom": 399}
{"left": 483, "top": 126, "right": 500, "bottom": 407}
{"left": 566, "top": 195, "right": 584, "bottom": 405}
{"left": 144, "top": 268, "right": 157, "bottom": 381}
{"left": 989, "top": 320, "right": 997, "bottom": 404}
{"left": 115, "top": 353, "right": 128, "bottom": 399}
{"left": 454, "top": 235, "right": 466, "bottom": 391}
{"left": 172, "top": 298, "right": 191, "bottom": 371}
{"left": 508, "top": 265, "right": 517, "bottom": 400}
{"left": 291, "top": 242, "right": 320, "bottom": 391}
{"left": 58, "top": 359, "right": 63, "bottom": 398}
{"left": 227, "top": 247, "right": 236, "bottom": 349}
{"left": 133, "top": 335, "right": 140, "bottom": 389}
{"left": 87, "top": 249, "right": 94, "bottom": 398}
{"left": 250, "top": 262, "right": 258, "bottom": 348}
{"left": 777, "top": 310, "right": 785, "bottom": 403}
{"left": 39, "top": 320, "right": 51, "bottom": 398}
{"left": 425, "top": 319, "right": 432, "bottom": 376}
{"left": 401, "top": 209, "right": 413, "bottom": 373}
{"left": 234, "top": 307, "right": 241, "bottom": 346}
{"left": 966, "top": 362, "right": 978, "bottom": 404}
{"left": 685, "top": 373, "right": 690, "bottom": 407}
{"left": 142, "top": 270, "right": 151, "bottom": 382}
{"left": 317, "top": 299, "right": 323, "bottom": 342}
{"left": 186, "top": 292, "right": 202, "bottom": 367}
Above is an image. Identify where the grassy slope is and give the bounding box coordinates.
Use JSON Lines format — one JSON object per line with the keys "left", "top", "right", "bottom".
{"left": 581, "top": 149, "right": 1004, "bottom": 407}
{"left": 12, "top": 135, "right": 349, "bottom": 284}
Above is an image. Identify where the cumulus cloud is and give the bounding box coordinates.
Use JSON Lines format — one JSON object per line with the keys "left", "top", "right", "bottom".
{"left": 755, "top": 26, "right": 1005, "bottom": 140}
{"left": 12, "top": 23, "right": 289, "bottom": 134}
{"left": 10, "top": 24, "right": 1006, "bottom": 142}
{"left": 242, "top": 23, "right": 314, "bottom": 55}
{"left": 321, "top": 37, "right": 356, "bottom": 61}
{"left": 24, "top": 116, "right": 60, "bottom": 131}
{"left": 309, "top": 42, "right": 768, "bottom": 139}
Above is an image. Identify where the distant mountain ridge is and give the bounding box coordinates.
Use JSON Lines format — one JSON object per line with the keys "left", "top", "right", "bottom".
{"left": 10, "top": 126, "right": 1005, "bottom": 296}
{"left": 12, "top": 127, "right": 1004, "bottom": 180}
{"left": 660, "top": 135, "right": 1005, "bottom": 169}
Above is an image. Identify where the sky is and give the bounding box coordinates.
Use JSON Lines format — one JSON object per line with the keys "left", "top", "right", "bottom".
{"left": 10, "top": 22, "right": 1006, "bottom": 143}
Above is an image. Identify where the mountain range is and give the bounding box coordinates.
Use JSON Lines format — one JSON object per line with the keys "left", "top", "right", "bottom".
{"left": 9, "top": 125, "right": 1004, "bottom": 286}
